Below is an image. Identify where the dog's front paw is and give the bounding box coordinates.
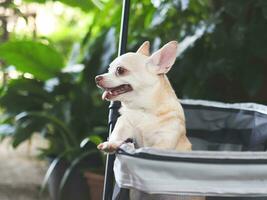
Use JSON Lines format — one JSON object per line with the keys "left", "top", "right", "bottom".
{"left": 97, "top": 141, "right": 119, "bottom": 153}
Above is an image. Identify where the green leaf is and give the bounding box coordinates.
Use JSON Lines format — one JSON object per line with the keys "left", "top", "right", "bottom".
{"left": 0, "top": 41, "right": 64, "bottom": 80}
{"left": 22, "top": 0, "right": 46, "bottom": 3}
{"left": 0, "top": 78, "right": 53, "bottom": 114}
{"left": 22, "top": 0, "right": 102, "bottom": 11}
{"left": 80, "top": 134, "right": 103, "bottom": 148}
{"left": 89, "top": 135, "right": 102, "bottom": 145}
{"left": 0, "top": 124, "right": 15, "bottom": 135}
{"left": 15, "top": 111, "right": 78, "bottom": 148}
{"left": 57, "top": 0, "right": 94, "bottom": 12}
{"left": 0, "top": 124, "right": 15, "bottom": 141}
{"left": 91, "top": 0, "right": 104, "bottom": 9}
{"left": 12, "top": 119, "right": 37, "bottom": 147}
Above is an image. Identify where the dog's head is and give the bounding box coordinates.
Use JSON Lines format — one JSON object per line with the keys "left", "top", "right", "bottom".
{"left": 95, "top": 41, "right": 178, "bottom": 102}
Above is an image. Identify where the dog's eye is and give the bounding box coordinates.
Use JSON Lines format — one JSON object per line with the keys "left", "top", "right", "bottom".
{"left": 116, "top": 67, "right": 127, "bottom": 76}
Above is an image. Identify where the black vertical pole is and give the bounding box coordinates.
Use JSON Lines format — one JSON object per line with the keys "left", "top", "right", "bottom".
{"left": 103, "top": 0, "right": 130, "bottom": 200}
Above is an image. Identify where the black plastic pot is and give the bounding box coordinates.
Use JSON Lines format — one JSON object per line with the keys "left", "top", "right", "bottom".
{"left": 47, "top": 159, "right": 90, "bottom": 200}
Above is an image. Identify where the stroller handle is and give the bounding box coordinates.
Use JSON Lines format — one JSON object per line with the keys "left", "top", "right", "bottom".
{"left": 102, "top": 0, "right": 131, "bottom": 200}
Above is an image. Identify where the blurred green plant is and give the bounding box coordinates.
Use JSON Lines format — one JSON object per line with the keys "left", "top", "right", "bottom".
{"left": 0, "top": 39, "right": 107, "bottom": 161}
{"left": 0, "top": 1, "right": 267, "bottom": 193}
{"left": 0, "top": 0, "right": 267, "bottom": 198}
{"left": 115, "top": 0, "right": 267, "bottom": 104}
{"left": 1, "top": 0, "right": 267, "bottom": 165}
{"left": 173, "top": 0, "right": 267, "bottom": 103}
{"left": 23, "top": 0, "right": 104, "bottom": 11}
{"left": 0, "top": 38, "right": 107, "bottom": 198}
{"left": 0, "top": 41, "right": 64, "bottom": 80}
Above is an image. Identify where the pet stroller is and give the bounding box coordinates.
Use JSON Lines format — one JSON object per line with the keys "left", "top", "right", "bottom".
{"left": 102, "top": 1, "right": 267, "bottom": 199}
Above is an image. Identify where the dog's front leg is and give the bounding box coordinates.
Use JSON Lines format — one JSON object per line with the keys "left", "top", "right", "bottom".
{"left": 97, "top": 116, "right": 134, "bottom": 153}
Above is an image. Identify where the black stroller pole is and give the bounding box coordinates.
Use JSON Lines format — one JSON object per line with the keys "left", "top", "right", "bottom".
{"left": 103, "top": 0, "right": 130, "bottom": 200}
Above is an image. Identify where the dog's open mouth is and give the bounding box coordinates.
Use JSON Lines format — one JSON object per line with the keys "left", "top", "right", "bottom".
{"left": 102, "top": 84, "right": 133, "bottom": 100}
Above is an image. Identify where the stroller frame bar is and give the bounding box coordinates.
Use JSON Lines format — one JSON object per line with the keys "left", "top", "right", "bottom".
{"left": 103, "top": 0, "right": 131, "bottom": 199}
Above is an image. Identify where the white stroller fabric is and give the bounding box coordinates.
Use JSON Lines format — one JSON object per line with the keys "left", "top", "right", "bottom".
{"left": 114, "top": 144, "right": 267, "bottom": 197}
{"left": 113, "top": 99, "right": 267, "bottom": 198}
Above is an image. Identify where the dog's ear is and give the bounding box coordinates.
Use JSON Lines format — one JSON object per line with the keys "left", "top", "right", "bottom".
{"left": 147, "top": 41, "right": 177, "bottom": 74}
{"left": 137, "top": 41, "right": 150, "bottom": 56}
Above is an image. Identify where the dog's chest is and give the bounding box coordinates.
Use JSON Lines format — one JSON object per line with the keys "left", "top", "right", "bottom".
{"left": 125, "top": 109, "right": 156, "bottom": 129}
{"left": 122, "top": 109, "right": 175, "bottom": 147}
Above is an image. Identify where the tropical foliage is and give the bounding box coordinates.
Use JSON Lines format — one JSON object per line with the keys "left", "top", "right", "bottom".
{"left": 0, "top": 0, "right": 267, "bottom": 161}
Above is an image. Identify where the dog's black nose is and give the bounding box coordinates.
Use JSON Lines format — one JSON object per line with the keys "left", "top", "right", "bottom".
{"left": 95, "top": 75, "right": 103, "bottom": 83}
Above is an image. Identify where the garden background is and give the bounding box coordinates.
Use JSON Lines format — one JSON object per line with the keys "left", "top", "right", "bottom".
{"left": 0, "top": 0, "right": 267, "bottom": 199}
